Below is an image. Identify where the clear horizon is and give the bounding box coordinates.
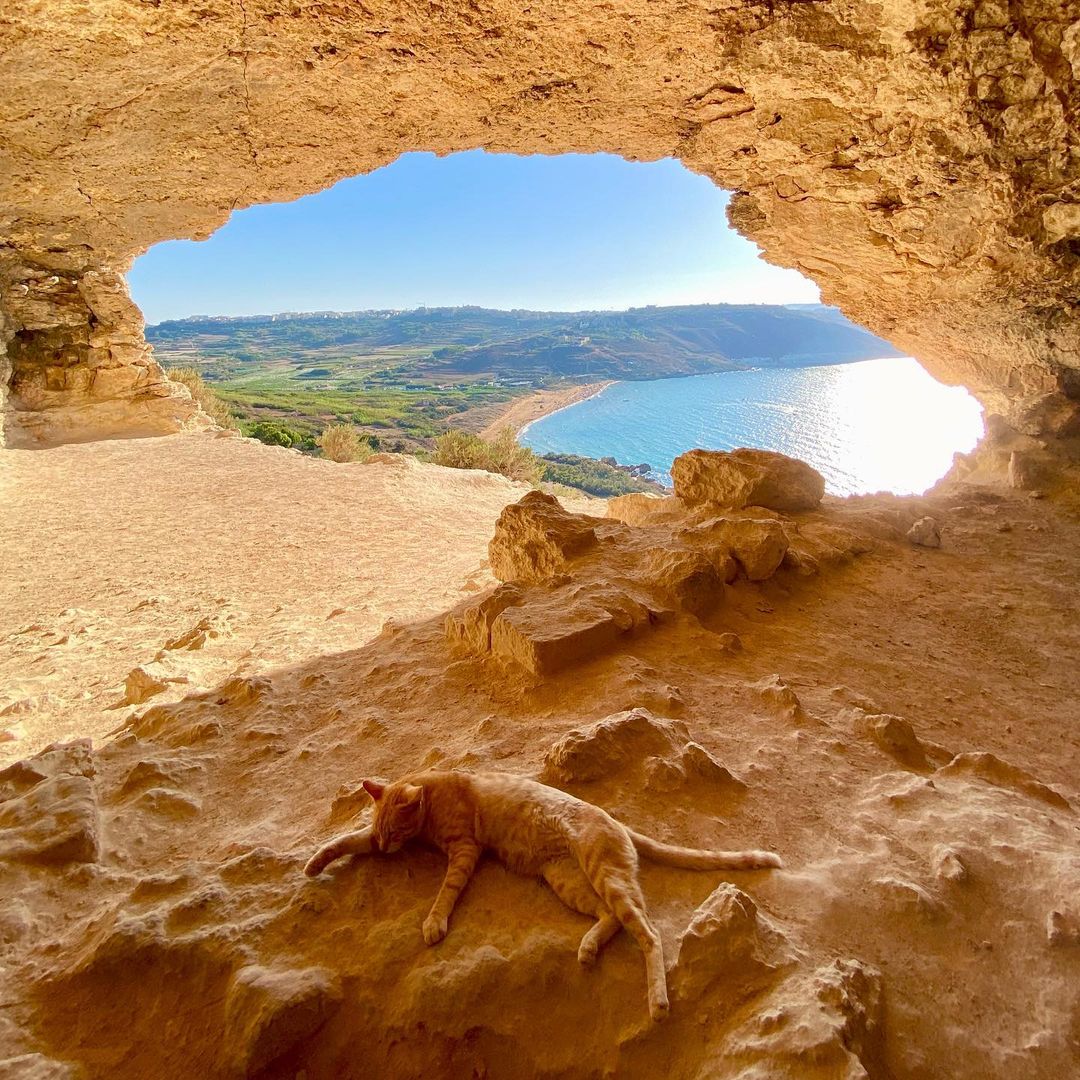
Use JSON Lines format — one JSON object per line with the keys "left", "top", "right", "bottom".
{"left": 149, "top": 298, "right": 828, "bottom": 325}
{"left": 129, "top": 151, "right": 821, "bottom": 326}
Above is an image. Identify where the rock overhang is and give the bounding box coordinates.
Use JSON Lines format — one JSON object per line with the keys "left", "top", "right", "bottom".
{"left": 0, "top": 0, "right": 1078, "bottom": 448}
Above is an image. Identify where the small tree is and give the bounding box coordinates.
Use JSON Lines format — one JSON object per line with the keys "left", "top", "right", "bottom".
{"left": 317, "top": 423, "right": 371, "bottom": 463}
{"left": 166, "top": 367, "right": 239, "bottom": 430}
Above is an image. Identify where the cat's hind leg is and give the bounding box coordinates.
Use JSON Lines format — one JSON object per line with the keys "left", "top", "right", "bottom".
{"left": 304, "top": 826, "right": 375, "bottom": 877}
{"left": 542, "top": 858, "right": 622, "bottom": 967}
{"left": 576, "top": 837, "right": 669, "bottom": 1021}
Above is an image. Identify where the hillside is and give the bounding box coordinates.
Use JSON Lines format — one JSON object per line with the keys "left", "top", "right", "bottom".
{"left": 145, "top": 304, "right": 902, "bottom": 446}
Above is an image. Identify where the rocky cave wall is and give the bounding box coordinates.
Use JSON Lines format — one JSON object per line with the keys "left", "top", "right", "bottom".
{"left": 1, "top": 0, "right": 1078, "bottom": 448}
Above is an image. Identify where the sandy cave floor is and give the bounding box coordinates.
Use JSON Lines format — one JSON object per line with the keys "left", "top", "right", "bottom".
{"left": 0, "top": 432, "right": 599, "bottom": 765}
{"left": 1, "top": 432, "right": 1078, "bottom": 1079}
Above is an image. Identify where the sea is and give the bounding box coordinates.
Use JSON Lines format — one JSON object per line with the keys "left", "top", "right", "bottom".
{"left": 521, "top": 357, "right": 985, "bottom": 497}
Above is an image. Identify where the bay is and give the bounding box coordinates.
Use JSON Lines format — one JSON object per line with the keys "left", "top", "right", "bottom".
{"left": 522, "top": 357, "right": 985, "bottom": 496}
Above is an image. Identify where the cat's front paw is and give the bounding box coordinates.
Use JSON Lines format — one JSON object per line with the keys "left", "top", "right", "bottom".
{"left": 649, "top": 992, "right": 670, "bottom": 1023}
{"left": 423, "top": 915, "right": 448, "bottom": 945}
{"left": 303, "top": 850, "right": 330, "bottom": 877}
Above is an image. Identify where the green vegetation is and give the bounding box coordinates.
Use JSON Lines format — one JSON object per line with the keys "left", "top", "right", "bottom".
{"left": 433, "top": 428, "right": 542, "bottom": 484}
{"left": 538, "top": 453, "right": 665, "bottom": 498}
{"left": 151, "top": 304, "right": 898, "bottom": 497}
{"left": 148, "top": 304, "right": 898, "bottom": 452}
{"left": 244, "top": 419, "right": 315, "bottom": 450}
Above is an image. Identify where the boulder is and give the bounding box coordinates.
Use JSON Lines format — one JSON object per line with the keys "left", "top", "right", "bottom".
{"left": 638, "top": 544, "right": 726, "bottom": 614}
{"left": 489, "top": 583, "right": 655, "bottom": 676}
{"left": 906, "top": 517, "right": 941, "bottom": 548}
{"left": 688, "top": 517, "right": 789, "bottom": 581}
{"left": 671, "top": 448, "right": 825, "bottom": 512}
{"left": 488, "top": 491, "right": 600, "bottom": 583}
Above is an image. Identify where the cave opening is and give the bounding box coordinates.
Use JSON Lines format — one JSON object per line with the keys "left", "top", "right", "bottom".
{"left": 125, "top": 150, "right": 983, "bottom": 497}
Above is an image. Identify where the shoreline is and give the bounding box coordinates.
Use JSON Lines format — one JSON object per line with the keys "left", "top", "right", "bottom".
{"left": 480, "top": 381, "right": 617, "bottom": 440}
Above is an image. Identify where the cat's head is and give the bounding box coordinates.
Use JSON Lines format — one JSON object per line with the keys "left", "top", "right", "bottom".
{"left": 364, "top": 779, "right": 426, "bottom": 853}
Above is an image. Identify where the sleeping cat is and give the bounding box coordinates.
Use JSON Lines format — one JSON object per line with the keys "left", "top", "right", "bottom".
{"left": 304, "top": 769, "right": 781, "bottom": 1021}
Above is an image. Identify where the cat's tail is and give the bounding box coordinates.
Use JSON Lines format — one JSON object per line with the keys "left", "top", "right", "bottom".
{"left": 629, "top": 830, "right": 782, "bottom": 871}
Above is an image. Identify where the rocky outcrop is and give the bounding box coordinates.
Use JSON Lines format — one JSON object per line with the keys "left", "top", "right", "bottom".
{"left": 1, "top": 264, "right": 205, "bottom": 447}
{"left": 5, "top": 0, "right": 1078, "bottom": 446}
{"left": 672, "top": 449, "right": 826, "bottom": 513}
{"left": 0, "top": 741, "right": 99, "bottom": 864}
{"left": 454, "top": 457, "right": 881, "bottom": 676}
{"left": 487, "top": 491, "right": 599, "bottom": 583}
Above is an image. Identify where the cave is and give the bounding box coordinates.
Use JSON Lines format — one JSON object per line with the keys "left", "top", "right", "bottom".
{"left": 2, "top": 0, "right": 1078, "bottom": 454}
{"left": 1, "top": 3, "right": 1079, "bottom": 1078}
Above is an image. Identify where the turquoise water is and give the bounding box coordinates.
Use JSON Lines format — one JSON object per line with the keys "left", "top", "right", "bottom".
{"left": 522, "top": 357, "right": 984, "bottom": 497}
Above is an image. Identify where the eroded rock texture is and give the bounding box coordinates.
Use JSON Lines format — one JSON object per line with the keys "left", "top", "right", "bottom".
{"left": 1, "top": 0, "right": 1079, "bottom": 446}
{"left": 1, "top": 437, "right": 1078, "bottom": 1077}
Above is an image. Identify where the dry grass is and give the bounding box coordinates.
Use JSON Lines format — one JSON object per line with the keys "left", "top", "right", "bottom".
{"left": 317, "top": 423, "right": 372, "bottom": 463}
{"left": 432, "top": 427, "right": 541, "bottom": 484}
{"left": 166, "top": 367, "right": 239, "bottom": 430}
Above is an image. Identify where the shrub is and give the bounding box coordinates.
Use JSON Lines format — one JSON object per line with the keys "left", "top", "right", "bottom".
{"left": 539, "top": 453, "right": 665, "bottom": 497}
{"left": 246, "top": 420, "right": 309, "bottom": 449}
{"left": 483, "top": 426, "right": 543, "bottom": 484}
{"left": 432, "top": 429, "right": 487, "bottom": 470}
{"left": 166, "top": 366, "right": 238, "bottom": 430}
{"left": 432, "top": 427, "right": 542, "bottom": 484}
{"left": 317, "top": 423, "right": 372, "bottom": 463}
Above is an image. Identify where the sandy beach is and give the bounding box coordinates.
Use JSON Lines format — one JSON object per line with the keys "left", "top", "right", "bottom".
{"left": 479, "top": 380, "right": 615, "bottom": 439}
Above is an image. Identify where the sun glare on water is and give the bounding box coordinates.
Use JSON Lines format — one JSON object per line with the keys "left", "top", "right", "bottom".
{"left": 523, "top": 357, "right": 985, "bottom": 497}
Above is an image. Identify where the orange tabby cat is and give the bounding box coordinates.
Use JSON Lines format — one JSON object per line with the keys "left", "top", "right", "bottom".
{"left": 304, "top": 770, "right": 781, "bottom": 1021}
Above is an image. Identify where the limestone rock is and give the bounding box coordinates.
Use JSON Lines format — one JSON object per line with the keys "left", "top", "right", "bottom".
{"left": 671, "top": 449, "right": 825, "bottom": 513}
{"left": 668, "top": 883, "right": 769, "bottom": 1001}
{"left": 0, "top": 741, "right": 99, "bottom": 865}
{"left": 445, "top": 583, "right": 526, "bottom": 654}
{"left": 906, "top": 517, "right": 941, "bottom": 548}
{"left": 1046, "top": 910, "right": 1080, "bottom": 947}
{"left": 0, "top": 1055, "right": 81, "bottom": 1079}
{"left": 937, "top": 752, "right": 1070, "bottom": 809}
{"left": 1007, "top": 449, "right": 1045, "bottom": 490}
{"left": 724, "top": 959, "right": 885, "bottom": 1078}
{"left": 0, "top": 774, "right": 99, "bottom": 865}
{"left": 121, "top": 667, "right": 169, "bottom": 706}
{"left": 224, "top": 965, "right": 343, "bottom": 1078}
{"left": 488, "top": 491, "right": 600, "bottom": 583}
{"left": 0, "top": 739, "right": 94, "bottom": 800}
{"left": 541, "top": 708, "right": 743, "bottom": 795}
{"left": 688, "top": 516, "right": 790, "bottom": 581}
{"left": 489, "top": 583, "right": 655, "bottom": 676}
{"left": 605, "top": 494, "right": 683, "bottom": 526}
{"left": 854, "top": 713, "right": 930, "bottom": 771}
{"left": 751, "top": 675, "right": 809, "bottom": 723}
{"left": 638, "top": 545, "right": 726, "bottom": 614}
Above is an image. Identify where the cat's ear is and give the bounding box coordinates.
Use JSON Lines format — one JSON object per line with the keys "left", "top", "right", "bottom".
{"left": 400, "top": 783, "right": 424, "bottom": 809}
{"left": 362, "top": 779, "right": 385, "bottom": 801}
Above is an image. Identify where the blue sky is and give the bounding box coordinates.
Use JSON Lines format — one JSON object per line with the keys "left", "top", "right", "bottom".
{"left": 128, "top": 151, "right": 820, "bottom": 325}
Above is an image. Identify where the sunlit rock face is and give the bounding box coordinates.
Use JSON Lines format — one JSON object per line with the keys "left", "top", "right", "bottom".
{"left": 0, "top": 0, "right": 1078, "bottom": 447}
